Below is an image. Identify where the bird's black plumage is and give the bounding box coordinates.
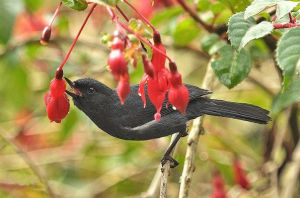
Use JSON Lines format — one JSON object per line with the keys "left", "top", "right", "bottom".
{"left": 65, "top": 78, "right": 270, "bottom": 141}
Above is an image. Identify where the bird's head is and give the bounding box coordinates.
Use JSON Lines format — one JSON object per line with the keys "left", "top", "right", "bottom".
{"left": 65, "top": 77, "right": 114, "bottom": 112}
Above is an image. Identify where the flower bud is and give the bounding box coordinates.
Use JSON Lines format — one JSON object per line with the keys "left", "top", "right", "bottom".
{"left": 40, "top": 26, "right": 51, "bottom": 45}
{"left": 108, "top": 50, "right": 128, "bottom": 78}
{"left": 168, "top": 84, "right": 189, "bottom": 115}
{"left": 211, "top": 174, "right": 227, "bottom": 198}
{"left": 111, "top": 37, "right": 125, "bottom": 50}
{"left": 50, "top": 78, "right": 66, "bottom": 98}
{"left": 151, "top": 32, "right": 166, "bottom": 72}
{"left": 45, "top": 92, "right": 70, "bottom": 123}
{"left": 142, "top": 54, "right": 154, "bottom": 78}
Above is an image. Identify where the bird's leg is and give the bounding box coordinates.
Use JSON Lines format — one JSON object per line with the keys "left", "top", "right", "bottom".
{"left": 161, "top": 131, "right": 184, "bottom": 168}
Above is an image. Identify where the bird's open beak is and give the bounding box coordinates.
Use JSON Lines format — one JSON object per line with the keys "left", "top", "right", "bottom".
{"left": 65, "top": 77, "right": 82, "bottom": 97}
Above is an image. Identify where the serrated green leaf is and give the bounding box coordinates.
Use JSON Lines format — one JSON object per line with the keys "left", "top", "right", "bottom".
{"left": 244, "top": 0, "right": 281, "bottom": 19}
{"left": 89, "top": 0, "right": 119, "bottom": 7}
{"left": 173, "top": 18, "right": 201, "bottom": 46}
{"left": 62, "top": 0, "right": 88, "bottom": 10}
{"left": 276, "top": 1, "right": 299, "bottom": 20}
{"left": 0, "top": 0, "right": 23, "bottom": 44}
{"left": 201, "top": 33, "right": 220, "bottom": 53}
{"left": 211, "top": 45, "right": 252, "bottom": 88}
{"left": 228, "top": 12, "right": 255, "bottom": 49}
{"left": 239, "top": 21, "right": 273, "bottom": 50}
{"left": 276, "top": 27, "right": 300, "bottom": 87}
{"left": 272, "top": 77, "right": 300, "bottom": 114}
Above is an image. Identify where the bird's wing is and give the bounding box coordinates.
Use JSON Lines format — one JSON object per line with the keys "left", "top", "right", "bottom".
{"left": 116, "top": 84, "right": 211, "bottom": 128}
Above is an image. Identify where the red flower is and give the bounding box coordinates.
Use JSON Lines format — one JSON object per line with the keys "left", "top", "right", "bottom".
{"left": 234, "top": 160, "right": 250, "bottom": 190}
{"left": 142, "top": 54, "right": 154, "bottom": 78}
{"left": 211, "top": 174, "right": 227, "bottom": 198}
{"left": 44, "top": 70, "right": 70, "bottom": 123}
{"left": 117, "top": 74, "right": 130, "bottom": 104}
{"left": 108, "top": 49, "right": 128, "bottom": 79}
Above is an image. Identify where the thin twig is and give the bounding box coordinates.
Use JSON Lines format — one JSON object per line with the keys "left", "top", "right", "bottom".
{"left": 176, "top": 0, "right": 214, "bottom": 32}
{"left": 179, "top": 63, "right": 215, "bottom": 198}
{"left": 0, "top": 130, "right": 57, "bottom": 198}
{"left": 160, "top": 134, "right": 179, "bottom": 198}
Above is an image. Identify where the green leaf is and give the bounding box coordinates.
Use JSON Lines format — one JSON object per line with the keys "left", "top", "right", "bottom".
{"left": 197, "top": 0, "right": 212, "bottom": 11}
{"left": 0, "top": 0, "right": 23, "bottom": 44}
{"left": 201, "top": 33, "right": 220, "bottom": 53}
{"left": 228, "top": 12, "right": 255, "bottom": 49}
{"left": 272, "top": 77, "right": 300, "bottom": 114}
{"left": 89, "top": 0, "right": 119, "bottom": 7}
{"left": 276, "top": 27, "right": 300, "bottom": 87}
{"left": 211, "top": 45, "right": 252, "bottom": 88}
{"left": 239, "top": 21, "right": 273, "bottom": 50}
{"left": 244, "top": 0, "right": 281, "bottom": 19}
{"left": 173, "top": 18, "right": 201, "bottom": 46}
{"left": 276, "top": 1, "right": 300, "bottom": 20}
{"left": 62, "top": 0, "right": 88, "bottom": 10}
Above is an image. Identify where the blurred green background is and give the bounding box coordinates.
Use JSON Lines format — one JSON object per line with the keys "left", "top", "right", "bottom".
{"left": 0, "top": 0, "right": 298, "bottom": 197}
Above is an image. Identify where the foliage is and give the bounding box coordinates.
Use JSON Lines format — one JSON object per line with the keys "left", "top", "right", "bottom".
{"left": 0, "top": 0, "right": 299, "bottom": 197}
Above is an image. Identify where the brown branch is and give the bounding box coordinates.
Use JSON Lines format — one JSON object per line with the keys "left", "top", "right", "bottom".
{"left": 179, "top": 63, "right": 215, "bottom": 198}
{"left": 176, "top": 0, "right": 214, "bottom": 32}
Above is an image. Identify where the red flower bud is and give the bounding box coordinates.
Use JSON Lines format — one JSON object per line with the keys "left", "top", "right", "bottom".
{"left": 111, "top": 37, "right": 125, "bottom": 50}
{"left": 211, "top": 174, "right": 227, "bottom": 198}
{"left": 45, "top": 92, "right": 70, "bottom": 123}
{"left": 234, "top": 160, "right": 250, "bottom": 190}
{"left": 40, "top": 26, "right": 51, "bottom": 45}
{"left": 169, "top": 71, "right": 182, "bottom": 87}
{"left": 168, "top": 84, "right": 189, "bottom": 114}
{"left": 142, "top": 54, "right": 154, "bottom": 78}
{"left": 117, "top": 74, "right": 130, "bottom": 104}
{"left": 108, "top": 50, "right": 128, "bottom": 78}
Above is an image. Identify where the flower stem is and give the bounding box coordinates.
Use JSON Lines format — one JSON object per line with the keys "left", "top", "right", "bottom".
{"left": 273, "top": 23, "right": 300, "bottom": 29}
{"left": 49, "top": 2, "right": 62, "bottom": 27}
{"left": 106, "top": 7, "right": 172, "bottom": 62}
{"left": 123, "top": 0, "right": 156, "bottom": 31}
{"left": 58, "top": 3, "right": 97, "bottom": 71}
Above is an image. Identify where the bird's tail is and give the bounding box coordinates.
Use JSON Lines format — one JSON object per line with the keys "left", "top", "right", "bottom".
{"left": 197, "top": 98, "right": 271, "bottom": 124}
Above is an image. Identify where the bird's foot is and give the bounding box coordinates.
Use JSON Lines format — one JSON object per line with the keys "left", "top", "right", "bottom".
{"left": 161, "top": 155, "right": 179, "bottom": 168}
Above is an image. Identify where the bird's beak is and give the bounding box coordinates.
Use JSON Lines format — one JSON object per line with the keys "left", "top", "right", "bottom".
{"left": 65, "top": 77, "right": 82, "bottom": 97}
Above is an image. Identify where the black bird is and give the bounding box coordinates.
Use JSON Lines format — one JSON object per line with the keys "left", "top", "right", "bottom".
{"left": 65, "top": 77, "right": 270, "bottom": 167}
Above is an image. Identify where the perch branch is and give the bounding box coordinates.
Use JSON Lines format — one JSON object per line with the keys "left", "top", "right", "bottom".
{"left": 179, "top": 63, "right": 215, "bottom": 198}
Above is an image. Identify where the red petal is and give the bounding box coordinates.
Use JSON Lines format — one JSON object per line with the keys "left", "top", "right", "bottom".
{"left": 117, "top": 74, "right": 130, "bottom": 104}
{"left": 50, "top": 78, "right": 66, "bottom": 98}
{"left": 168, "top": 85, "right": 189, "bottom": 114}
{"left": 148, "top": 76, "right": 167, "bottom": 115}
{"left": 46, "top": 93, "right": 70, "bottom": 123}
{"left": 138, "top": 74, "right": 148, "bottom": 107}
{"left": 44, "top": 91, "right": 51, "bottom": 106}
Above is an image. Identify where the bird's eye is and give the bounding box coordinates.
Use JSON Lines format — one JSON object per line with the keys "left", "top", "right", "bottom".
{"left": 87, "top": 87, "right": 95, "bottom": 94}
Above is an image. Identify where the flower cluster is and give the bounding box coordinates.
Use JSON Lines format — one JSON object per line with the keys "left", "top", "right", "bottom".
{"left": 137, "top": 32, "right": 189, "bottom": 121}
{"left": 44, "top": 69, "right": 70, "bottom": 123}
{"left": 108, "top": 31, "right": 130, "bottom": 104}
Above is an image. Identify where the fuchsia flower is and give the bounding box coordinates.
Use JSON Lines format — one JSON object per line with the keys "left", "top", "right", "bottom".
{"left": 44, "top": 69, "right": 70, "bottom": 123}
{"left": 138, "top": 31, "right": 189, "bottom": 121}
{"left": 211, "top": 174, "right": 227, "bottom": 198}
{"left": 234, "top": 159, "right": 250, "bottom": 190}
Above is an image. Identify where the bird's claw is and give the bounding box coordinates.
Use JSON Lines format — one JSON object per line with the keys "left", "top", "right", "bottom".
{"left": 161, "top": 155, "right": 179, "bottom": 168}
